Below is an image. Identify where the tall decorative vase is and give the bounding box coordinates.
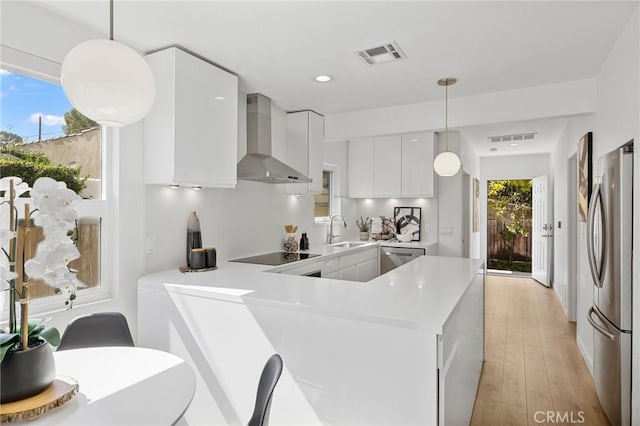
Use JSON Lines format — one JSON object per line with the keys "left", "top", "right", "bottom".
{"left": 0, "top": 339, "right": 56, "bottom": 403}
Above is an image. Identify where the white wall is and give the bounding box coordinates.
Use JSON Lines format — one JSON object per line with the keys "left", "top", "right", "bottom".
{"left": 437, "top": 133, "right": 463, "bottom": 257}
{"left": 461, "top": 135, "right": 482, "bottom": 259}
{"left": 550, "top": 115, "right": 592, "bottom": 309}
{"left": 325, "top": 79, "right": 596, "bottom": 141}
{"left": 1, "top": 1, "right": 145, "bottom": 336}
{"left": 548, "top": 11, "right": 640, "bottom": 417}
{"left": 145, "top": 184, "right": 321, "bottom": 271}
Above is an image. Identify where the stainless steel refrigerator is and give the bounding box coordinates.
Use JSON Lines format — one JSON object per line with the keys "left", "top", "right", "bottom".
{"left": 586, "top": 140, "right": 633, "bottom": 426}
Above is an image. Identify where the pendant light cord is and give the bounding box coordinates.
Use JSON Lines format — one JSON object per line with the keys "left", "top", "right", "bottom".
{"left": 445, "top": 83, "right": 449, "bottom": 151}
{"left": 109, "top": 0, "right": 114, "bottom": 41}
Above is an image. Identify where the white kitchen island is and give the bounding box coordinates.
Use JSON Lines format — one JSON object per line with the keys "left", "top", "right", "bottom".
{"left": 138, "top": 246, "right": 484, "bottom": 426}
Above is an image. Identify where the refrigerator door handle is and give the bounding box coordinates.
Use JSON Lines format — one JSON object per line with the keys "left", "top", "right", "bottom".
{"left": 586, "top": 183, "right": 605, "bottom": 288}
{"left": 587, "top": 306, "right": 616, "bottom": 340}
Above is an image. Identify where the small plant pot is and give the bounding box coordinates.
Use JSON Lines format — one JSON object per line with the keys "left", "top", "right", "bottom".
{"left": 359, "top": 232, "right": 369, "bottom": 241}
{"left": 0, "top": 339, "right": 56, "bottom": 403}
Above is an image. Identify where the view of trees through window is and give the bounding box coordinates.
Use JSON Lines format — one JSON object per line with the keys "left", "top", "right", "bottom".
{"left": 487, "top": 179, "right": 533, "bottom": 273}
{"left": 1, "top": 68, "right": 103, "bottom": 300}
{"left": 314, "top": 170, "right": 331, "bottom": 218}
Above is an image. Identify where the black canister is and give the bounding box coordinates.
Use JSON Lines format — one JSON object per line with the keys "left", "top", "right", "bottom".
{"left": 205, "top": 247, "right": 217, "bottom": 268}
{"left": 190, "top": 248, "right": 207, "bottom": 269}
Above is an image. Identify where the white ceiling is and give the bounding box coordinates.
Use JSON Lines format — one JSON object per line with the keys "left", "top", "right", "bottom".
{"left": 458, "top": 117, "right": 571, "bottom": 157}
{"left": 30, "top": 1, "right": 637, "bottom": 156}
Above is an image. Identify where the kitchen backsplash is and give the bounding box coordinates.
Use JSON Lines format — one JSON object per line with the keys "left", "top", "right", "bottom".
{"left": 145, "top": 183, "right": 333, "bottom": 273}
{"left": 348, "top": 198, "right": 437, "bottom": 243}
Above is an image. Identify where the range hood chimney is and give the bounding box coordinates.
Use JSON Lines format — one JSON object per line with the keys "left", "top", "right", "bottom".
{"left": 237, "top": 93, "right": 311, "bottom": 183}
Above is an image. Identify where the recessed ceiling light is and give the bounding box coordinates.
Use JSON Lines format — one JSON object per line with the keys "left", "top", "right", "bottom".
{"left": 214, "top": 96, "right": 226, "bottom": 101}
{"left": 510, "top": 142, "right": 519, "bottom": 147}
{"left": 314, "top": 75, "right": 332, "bottom": 83}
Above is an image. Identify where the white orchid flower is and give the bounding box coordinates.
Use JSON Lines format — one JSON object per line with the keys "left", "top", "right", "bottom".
{"left": 24, "top": 258, "right": 46, "bottom": 279}
{"left": 0, "top": 176, "right": 31, "bottom": 198}
{"left": 0, "top": 264, "right": 17, "bottom": 283}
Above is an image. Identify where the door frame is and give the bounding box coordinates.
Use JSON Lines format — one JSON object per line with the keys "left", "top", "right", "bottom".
{"left": 462, "top": 173, "right": 470, "bottom": 258}
{"left": 567, "top": 155, "right": 578, "bottom": 321}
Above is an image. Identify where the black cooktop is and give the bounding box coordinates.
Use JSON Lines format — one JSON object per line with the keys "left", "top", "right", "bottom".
{"left": 230, "top": 252, "right": 321, "bottom": 266}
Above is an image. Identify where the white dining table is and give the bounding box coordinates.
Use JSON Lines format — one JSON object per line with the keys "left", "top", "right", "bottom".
{"left": 29, "top": 346, "right": 196, "bottom": 425}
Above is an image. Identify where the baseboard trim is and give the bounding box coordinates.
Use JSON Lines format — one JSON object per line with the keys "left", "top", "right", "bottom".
{"left": 552, "top": 285, "right": 568, "bottom": 319}
{"left": 576, "top": 334, "right": 593, "bottom": 376}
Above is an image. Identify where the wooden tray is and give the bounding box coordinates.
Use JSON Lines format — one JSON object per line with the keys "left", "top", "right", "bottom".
{"left": 179, "top": 265, "right": 217, "bottom": 273}
{"left": 0, "top": 376, "right": 78, "bottom": 423}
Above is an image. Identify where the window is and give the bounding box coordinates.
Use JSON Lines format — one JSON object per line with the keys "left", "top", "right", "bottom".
{"left": 314, "top": 163, "right": 341, "bottom": 222}
{"left": 1, "top": 52, "right": 110, "bottom": 311}
{"left": 314, "top": 170, "right": 332, "bottom": 218}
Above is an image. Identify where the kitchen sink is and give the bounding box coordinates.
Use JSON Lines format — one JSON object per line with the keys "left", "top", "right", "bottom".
{"left": 330, "top": 241, "right": 371, "bottom": 248}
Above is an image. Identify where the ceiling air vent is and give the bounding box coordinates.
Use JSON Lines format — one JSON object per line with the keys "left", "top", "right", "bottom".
{"left": 355, "top": 41, "right": 406, "bottom": 65}
{"left": 488, "top": 132, "right": 538, "bottom": 143}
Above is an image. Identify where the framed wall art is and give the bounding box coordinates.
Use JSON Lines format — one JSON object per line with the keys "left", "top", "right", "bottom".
{"left": 394, "top": 207, "right": 422, "bottom": 241}
{"left": 577, "top": 132, "right": 592, "bottom": 222}
{"left": 473, "top": 178, "right": 480, "bottom": 232}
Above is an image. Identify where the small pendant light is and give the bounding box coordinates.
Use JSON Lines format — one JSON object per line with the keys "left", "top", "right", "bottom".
{"left": 433, "top": 77, "right": 461, "bottom": 176}
{"left": 61, "top": 0, "right": 155, "bottom": 127}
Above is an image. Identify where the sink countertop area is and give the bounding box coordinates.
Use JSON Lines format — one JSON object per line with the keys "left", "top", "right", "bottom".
{"left": 139, "top": 241, "right": 481, "bottom": 334}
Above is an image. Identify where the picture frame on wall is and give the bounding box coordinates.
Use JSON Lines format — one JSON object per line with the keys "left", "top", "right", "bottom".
{"left": 473, "top": 178, "right": 480, "bottom": 232}
{"left": 577, "top": 132, "right": 593, "bottom": 222}
{"left": 394, "top": 207, "right": 422, "bottom": 241}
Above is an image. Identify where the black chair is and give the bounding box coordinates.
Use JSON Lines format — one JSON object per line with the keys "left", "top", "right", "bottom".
{"left": 247, "top": 354, "right": 283, "bottom": 426}
{"left": 57, "top": 312, "right": 135, "bottom": 351}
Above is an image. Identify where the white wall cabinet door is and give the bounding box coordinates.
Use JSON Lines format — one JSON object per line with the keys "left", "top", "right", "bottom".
{"left": 402, "top": 132, "right": 435, "bottom": 197}
{"left": 287, "top": 111, "right": 324, "bottom": 193}
{"left": 307, "top": 112, "right": 324, "bottom": 193}
{"left": 144, "top": 47, "right": 238, "bottom": 188}
{"left": 374, "top": 135, "right": 402, "bottom": 197}
{"left": 348, "top": 137, "right": 375, "bottom": 198}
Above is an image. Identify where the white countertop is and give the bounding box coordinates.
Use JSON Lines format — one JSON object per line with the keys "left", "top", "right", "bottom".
{"left": 139, "top": 242, "right": 483, "bottom": 334}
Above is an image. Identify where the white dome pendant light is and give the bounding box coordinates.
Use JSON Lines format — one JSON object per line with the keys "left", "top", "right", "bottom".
{"left": 61, "top": 0, "right": 155, "bottom": 127}
{"left": 433, "top": 77, "right": 461, "bottom": 176}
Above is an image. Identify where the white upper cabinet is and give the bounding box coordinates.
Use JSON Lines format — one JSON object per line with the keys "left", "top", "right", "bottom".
{"left": 401, "top": 132, "right": 435, "bottom": 197}
{"left": 144, "top": 47, "right": 238, "bottom": 187}
{"left": 286, "top": 111, "right": 324, "bottom": 193}
{"left": 348, "top": 137, "right": 375, "bottom": 198}
{"left": 374, "top": 135, "right": 402, "bottom": 197}
{"left": 347, "top": 132, "right": 435, "bottom": 198}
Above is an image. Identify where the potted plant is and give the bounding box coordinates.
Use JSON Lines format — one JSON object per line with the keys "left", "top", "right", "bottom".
{"left": 356, "top": 216, "right": 370, "bottom": 241}
{"left": 0, "top": 177, "right": 82, "bottom": 403}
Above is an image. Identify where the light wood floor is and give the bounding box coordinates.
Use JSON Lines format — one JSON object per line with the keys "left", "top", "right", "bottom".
{"left": 470, "top": 275, "right": 610, "bottom": 426}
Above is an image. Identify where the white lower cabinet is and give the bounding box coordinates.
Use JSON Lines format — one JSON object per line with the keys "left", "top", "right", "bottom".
{"left": 356, "top": 258, "right": 378, "bottom": 282}
{"left": 339, "top": 265, "right": 358, "bottom": 281}
{"left": 437, "top": 268, "right": 485, "bottom": 426}
{"left": 277, "top": 247, "right": 379, "bottom": 282}
{"left": 336, "top": 247, "right": 378, "bottom": 282}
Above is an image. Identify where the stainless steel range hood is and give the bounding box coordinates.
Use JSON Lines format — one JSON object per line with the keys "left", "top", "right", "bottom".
{"left": 237, "top": 93, "right": 311, "bottom": 183}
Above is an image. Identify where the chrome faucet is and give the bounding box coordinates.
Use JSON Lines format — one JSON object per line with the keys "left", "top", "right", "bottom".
{"left": 328, "top": 214, "right": 347, "bottom": 244}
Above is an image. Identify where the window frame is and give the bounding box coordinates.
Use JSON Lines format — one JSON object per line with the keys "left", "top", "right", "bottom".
{"left": 314, "top": 162, "right": 341, "bottom": 224}
{"left": 0, "top": 46, "right": 113, "bottom": 316}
